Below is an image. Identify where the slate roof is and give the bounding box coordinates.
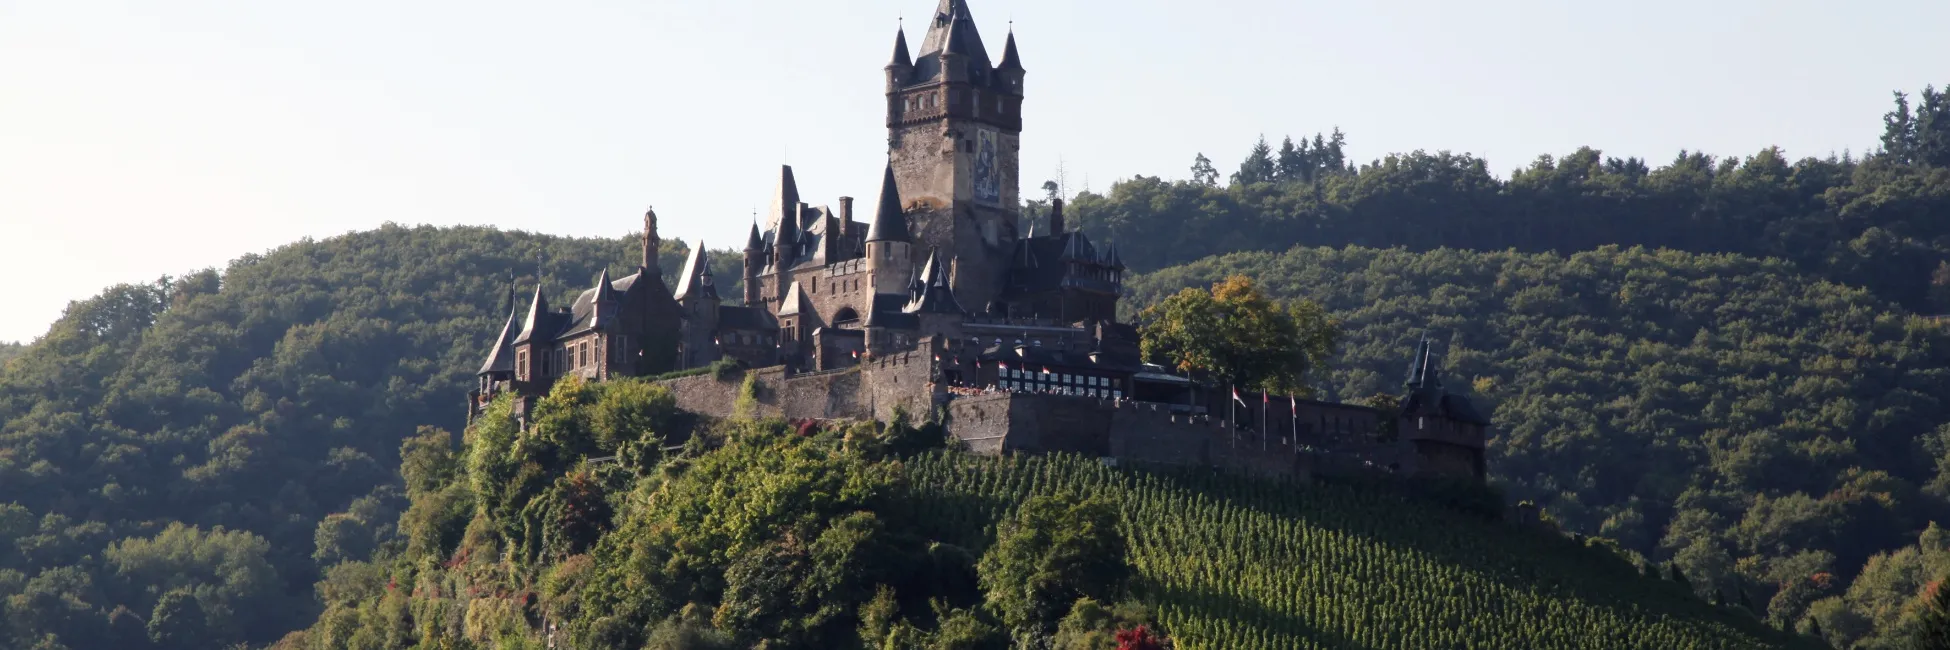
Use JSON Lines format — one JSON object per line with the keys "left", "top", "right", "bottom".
{"left": 674, "top": 244, "right": 716, "bottom": 302}
{"left": 1000, "top": 231, "right": 1120, "bottom": 298}
{"left": 904, "top": 248, "right": 964, "bottom": 315}
{"left": 717, "top": 305, "right": 774, "bottom": 330}
{"left": 865, "top": 162, "right": 909, "bottom": 243}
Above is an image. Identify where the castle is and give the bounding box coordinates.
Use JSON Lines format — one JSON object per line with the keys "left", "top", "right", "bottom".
{"left": 468, "top": 0, "right": 1490, "bottom": 482}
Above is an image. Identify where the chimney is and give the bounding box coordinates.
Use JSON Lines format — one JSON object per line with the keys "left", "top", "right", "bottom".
{"left": 1049, "top": 198, "right": 1065, "bottom": 235}
{"left": 838, "top": 196, "right": 855, "bottom": 228}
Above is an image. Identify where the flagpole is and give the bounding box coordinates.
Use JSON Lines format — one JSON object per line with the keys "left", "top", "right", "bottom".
{"left": 1229, "top": 383, "right": 1236, "bottom": 449}
{"left": 1261, "top": 392, "right": 1268, "bottom": 451}
{"left": 1291, "top": 395, "right": 1298, "bottom": 456}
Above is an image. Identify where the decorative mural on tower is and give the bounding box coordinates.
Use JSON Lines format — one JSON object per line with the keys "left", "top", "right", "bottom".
{"left": 974, "top": 127, "right": 1000, "bottom": 205}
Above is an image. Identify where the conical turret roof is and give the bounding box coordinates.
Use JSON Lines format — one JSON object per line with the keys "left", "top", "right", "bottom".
{"left": 512, "top": 284, "right": 550, "bottom": 345}
{"left": 891, "top": 26, "right": 913, "bottom": 67}
{"left": 477, "top": 283, "right": 522, "bottom": 375}
{"left": 998, "top": 29, "right": 1023, "bottom": 70}
{"left": 866, "top": 162, "right": 909, "bottom": 242}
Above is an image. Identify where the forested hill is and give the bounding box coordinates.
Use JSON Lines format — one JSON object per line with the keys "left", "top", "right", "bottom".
{"left": 0, "top": 224, "right": 704, "bottom": 648}
{"left": 1126, "top": 245, "right": 1950, "bottom": 645}
{"left": 1057, "top": 85, "right": 1950, "bottom": 314}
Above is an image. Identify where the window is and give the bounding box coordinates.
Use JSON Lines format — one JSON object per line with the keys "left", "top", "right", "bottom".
{"left": 997, "top": 97, "right": 1004, "bottom": 114}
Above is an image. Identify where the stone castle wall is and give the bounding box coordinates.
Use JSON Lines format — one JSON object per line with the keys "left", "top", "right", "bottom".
{"left": 660, "top": 351, "right": 938, "bottom": 423}
{"left": 942, "top": 392, "right": 1414, "bottom": 480}
{"left": 661, "top": 359, "right": 1422, "bottom": 482}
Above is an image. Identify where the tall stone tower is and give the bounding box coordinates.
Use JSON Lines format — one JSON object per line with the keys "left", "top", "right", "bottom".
{"left": 885, "top": 0, "right": 1024, "bottom": 311}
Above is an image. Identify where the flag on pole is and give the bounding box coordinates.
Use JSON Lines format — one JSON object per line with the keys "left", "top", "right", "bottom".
{"left": 1229, "top": 385, "right": 1240, "bottom": 448}
{"left": 1290, "top": 394, "right": 1299, "bottom": 454}
{"left": 1043, "top": 366, "right": 1052, "bottom": 375}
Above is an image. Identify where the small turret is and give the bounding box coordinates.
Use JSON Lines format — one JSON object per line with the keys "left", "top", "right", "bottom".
{"left": 1048, "top": 197, "right": 1064, "bottom": 235}
{"left": 743, "top": 220, "right": 763, "bottom": 306}
{"left": 867, "top": 161, "right": 914, "bottom": 295}
{"left": 998, "top": 29, "right": 1022, "bottom": 71}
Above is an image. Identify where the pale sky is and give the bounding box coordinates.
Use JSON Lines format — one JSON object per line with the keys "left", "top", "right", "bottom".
{"left": 2, "top": 0, "right": 1944, "bottom": 344}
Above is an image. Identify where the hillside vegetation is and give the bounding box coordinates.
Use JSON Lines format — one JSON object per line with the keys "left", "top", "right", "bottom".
{"left": 1126, "top": 245, "right": 1950, "bottom": 646}
{"left": 278, "top": 376, "right": 1806, "bottom": 650}
{"left": 1058, "top": 86, "right": 1950, "bottom": 315}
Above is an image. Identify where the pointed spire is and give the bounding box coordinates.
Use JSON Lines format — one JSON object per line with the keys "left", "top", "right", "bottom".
{"left": 745, "top": 220, "right": 763, "bottom": 251}
{"left": 770, "top": 165, "right": 801, "bottom": 245}
{"left": 918, "top": 0, "right": 989, "bottom": 63}
{"left": 891, "top": 25, "right": 913, "bottom": 68}
{"left": 674, "top": 243, "right": 716, "bottom": 302}
{"left": 479, "top": 280, "right": 523, "bottom": 375}
{"left": 513, "top": 284, "right": 549, "bottom": 345}
{"left": 867, "top": 161, "right": 910, "bottom": 242}
{"left": 1405, "top": 336, "right": 1440, "bottom": 389}
{"left": 998, "top": 28, "right": 1022, "bottom": 70}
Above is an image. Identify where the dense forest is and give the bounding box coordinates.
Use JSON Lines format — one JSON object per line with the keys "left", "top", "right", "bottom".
{"left": 1, "top": 84, "right": 1947, "bottom": 648}
{"left": 274, "top": 380, "right": 1804, "bottom": 649}
{"left": 1054, "top": 86, "right": 1950, "bottom": 318}
{"left": 0, "top": 226, "right": 693, "bottom": 649}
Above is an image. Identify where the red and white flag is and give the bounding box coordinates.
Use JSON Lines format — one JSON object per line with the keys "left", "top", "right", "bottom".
{"left": 1231, "top": 387, "right": 1247, "bottom": 406}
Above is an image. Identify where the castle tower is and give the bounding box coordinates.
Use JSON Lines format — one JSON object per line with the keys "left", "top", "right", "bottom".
{"left": 865, "top": 161, "right": 915, "bottom": 295}
{"left": 742, "top": 221, "right": 763, "bottom": 306}
{"left": 768, "top": 166, "right": 802, "bottom": 309}
{"left": 885, "top": 0, "right": 1023, "bottom": 310}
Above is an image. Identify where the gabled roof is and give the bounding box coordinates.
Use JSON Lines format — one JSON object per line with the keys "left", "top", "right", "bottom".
{"left": 674, "top": 244, "right": 716, "bottom": 302}
{"left": 904, "top": 248, "right": 965, "bottom": 315}
{"left": 866, "top": 162, "right": 909, "bottom": 243}
{"left": 778, "top": 281, "right": 806, "bottom": 316}
{"left": 559, "top": 271, "right": 643, "bottom": 338}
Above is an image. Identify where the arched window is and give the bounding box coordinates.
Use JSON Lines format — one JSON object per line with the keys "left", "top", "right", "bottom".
{"left": 834, "top": 307, "right": 860, "bottom": 324}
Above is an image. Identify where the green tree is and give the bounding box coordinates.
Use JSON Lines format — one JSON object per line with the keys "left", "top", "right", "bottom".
{"left": 1189, "top": 153, "right": 1219, "bottom": 187}
{"left": 1232, "top": 135, "right": 1277, "bottom": 185}
{"left": 977, "top": 492, "right": 1129, "bottom": 637}
{"left": 1920, "top": 580, "right": 1950, "bottom": 650}
{"left": 147, "top": 589, "right": 208, "bottom": 650}
{"left": 1136, "top": 275, "right": 1339, "bottom": 395}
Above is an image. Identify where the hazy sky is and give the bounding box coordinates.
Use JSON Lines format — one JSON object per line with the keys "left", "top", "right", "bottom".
{"left": 2, "top": 0, "right": 1945, "bottom": 344}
